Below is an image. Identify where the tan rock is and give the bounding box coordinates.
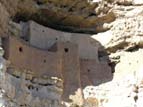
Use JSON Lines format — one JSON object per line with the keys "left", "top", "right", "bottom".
{"left": 132, "top": 0, "right": 143, "bottom": 5}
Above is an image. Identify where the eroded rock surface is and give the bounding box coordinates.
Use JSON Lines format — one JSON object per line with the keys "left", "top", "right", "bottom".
{"left": 84, "top": 49, "right": 143, "bottom": 107}
{"left": 92, "top": 16, "right": 143, "bottom": 52}
{"left": 0, "top": 0, "right": 116, "bottom": 33}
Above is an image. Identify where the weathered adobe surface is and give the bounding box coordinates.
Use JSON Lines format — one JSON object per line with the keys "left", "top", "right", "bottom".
{"left": 1, "top": 21, "right": 112, "bottom": 107}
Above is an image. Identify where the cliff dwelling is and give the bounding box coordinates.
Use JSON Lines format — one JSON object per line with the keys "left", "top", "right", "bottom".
{"left": 1, "top": 0, "right": 143, "bottom": 107}
{"left": 1, "top": 21, "right": 112, "bottom": 106}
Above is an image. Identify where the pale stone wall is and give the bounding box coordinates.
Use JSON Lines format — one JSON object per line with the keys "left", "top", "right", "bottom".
{"left": 2, "top": 36, "right": 62, "bottom": 79}
{"left": 59, "top": 42, "right": 83, "bottom": 105}
{"left": 28, "top": 21, "right": 99, "bottom": 60}
{"left": 80, "top": 59, "right": 112, "bottom": 88}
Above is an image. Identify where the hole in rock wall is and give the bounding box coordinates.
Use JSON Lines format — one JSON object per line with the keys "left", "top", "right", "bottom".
{"left": 125, "top": 45, "right": 139, "bottom": 52}
{"left": 19, "top": 47, "right": 23, "bottom": 52}
{"left": 108, "top": 62, "right": 116, "bottom": 73}
{"left": 87, "top": 69, "right": 90, "bottom": 73}
{"left": 36, "top": 1, "right": 45, "bottom": 5}
{"left": 43, "top": 59, "right": 46, "bottom": 63}
{"left": 36, "top": 88, "right": 39, "bottom": 91}
{"left": 64, "top": 48, "right": 69, "bottom": 53}
{"left": 28, "top": 85, "right": 34, "bottom": 90}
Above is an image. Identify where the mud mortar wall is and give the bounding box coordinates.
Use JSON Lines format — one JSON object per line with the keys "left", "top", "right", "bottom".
{"left": 2, "top": 36, "right": 62, "bottom": 78}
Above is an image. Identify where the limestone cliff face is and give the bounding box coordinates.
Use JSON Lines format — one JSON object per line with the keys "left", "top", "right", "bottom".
{"left": 0, "top": 0, "right": 143, "bottom": 107}
{"left": 0, "top": 2, "right": 9, "bottom": 36}
{"left": 0, "top": 0, "right": 116, "bottom": 33}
